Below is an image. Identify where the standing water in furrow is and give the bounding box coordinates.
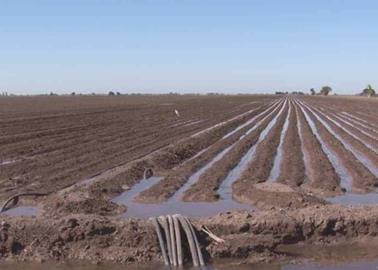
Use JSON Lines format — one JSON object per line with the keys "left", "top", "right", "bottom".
{"left": 296, "top": 101, "right": 352, "bottom": 192}
{"left": 134, "top": 99, "right": 284, "bottom": 203}
{"left": 221, "top": 99, "right": 289, "bottom": 201}
{"left": 267, "top": 100, "right": 292, "bottom": 182}
{"left": 338, "top": 112, "right": 378, "bottom": 136}
{"left": 275, "top": 100, "right": 306, "bottom": 186}
{"left": 321, "top": 108, "right": 378, "bottom": 148}
{"left": 181, "top": 99, "right": 287, "bottom": 202}
{"left": 302, "top": 102, "right": 378, "bottom": 178}
{"left": 312, "top": 105, "right": 378, "bottom": 159}
{"left": 293, "top": 100, "right": 341, "bottom": 195}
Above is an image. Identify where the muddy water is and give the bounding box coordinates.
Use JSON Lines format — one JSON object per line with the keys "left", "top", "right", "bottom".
{"left": 1, "top": 206, "right": 39, "bottom": 217}
{"left": 218, "top": 98, "right": 288, "bottom": 198}
{"left": 268, "top": 101, "right": 291, "bottom": 182}
{"left": 296, "top": 101, "right": 352, "bottom": 191}
{"left": 110, "top": 101, "right": 289, "bottom": 218}
{"left": 327, "top": 191, "right": 378, "bottom": 205}
{"left": 112, "top": 173, "right": 251, "bottom": 218}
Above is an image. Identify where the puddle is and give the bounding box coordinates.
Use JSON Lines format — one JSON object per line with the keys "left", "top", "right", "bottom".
{"left": 1, "top": 206, "right": 39, "bottom": 217}
{"left": 112, "top": 176, "right": 164, "bottom": 206}
{"left": 112, "top": 149, "right": 253, "bottom": 218}
{"left": 218, "top": 98, "right": 288, "bottom": 199}
{"left": 268, "top": 101, "right": 291, "bottom": 181}
{"left": 327, "top": 191, "right": 378, "bottom": 205}
{"left": 296, "top": 101, "right": 352, "bottom": 191}
{"left": 172, "top": 146, "right": 234, "bottom": 200}
{"left": 305, "top": 104, "right": 377, "bottom": 177}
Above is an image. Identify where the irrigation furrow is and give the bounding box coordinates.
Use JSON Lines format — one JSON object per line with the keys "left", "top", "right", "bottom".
{"left": 268, "top": 100, "right": 292, "bottom": 182}
{"left": 293, "top": 101, "right": 341, "bottom": 194}
{"left": 181, "top": 99, "right": 287, "bottom": 202}
{"left": 321, "top": 109, "right": 378, "bottom": 147}
{"left": 298, "top": 101, "right": 377, "bottom": 192}
{"left": 313, "top": 106, "right": 378, "bottom": 158}
{"left": 302, "top": 102, "right": 378, "bottom": 177}
{"left": 134, "top": 99, "right": 285, "bottom": 203}
{"left": 275, "top": 100, "right": 305, "bottom": 186}
{"left": 341, "top": 112, "right": 378, "bottom": 130}
{"left": 230, "top": 99, "right": 289, "bottom": 186}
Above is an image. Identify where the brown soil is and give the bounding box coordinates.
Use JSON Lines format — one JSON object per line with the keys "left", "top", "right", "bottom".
{"left": 302, "top": 105, "right": 377, "bottom": 192}
{"left": 231, "top": 101, "right": 289, "bottom": 206}
{"left": 0, "top": 95, "right": 275, "bottom": 201}
{"left": 312, "top": 106, "right": 378, "bottom": 166}
{"left": 232, "top": 182, "right": 326, "bottom": 210}
{"left": 182, "top": 101, "right": 284, "bottom": 202}
{"left": 2, "top": 205, "right": 378, "bottom": 265}
{"left": 323, "top": 108, "right": 378, "bottom": 149}
{"left": 277, "top": 101, "right": 305, "bottom": 186}
{"left": 134, "top": 104, "right": 274, "bottom": 203}
{"left": 294, "top": 102, "right": 342, "bottom": 195}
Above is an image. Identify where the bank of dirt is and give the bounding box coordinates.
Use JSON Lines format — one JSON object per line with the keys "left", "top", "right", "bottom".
{"left": 2, "top": 205, "right": 378, "bottom": 265}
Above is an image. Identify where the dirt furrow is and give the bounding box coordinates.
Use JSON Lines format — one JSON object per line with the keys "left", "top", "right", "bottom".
{"left": 300, "top": 102, "right": 377, "bottom": 192}
{"left": 326, "top": 110, "right": 378, "bottom": 148}
{"left": 309, "top": 105, "right": 378, "bottom": 176}
{"left": 293, "top": 101, "right": 341, "bottom": 195}
{"left": 276, "top": 100, "right": 305, "bottom": 186}
{"left": 134, "top": 102, "right": 283, "bottom": 203}
{"left": 179, "top": 101, "right": 286, "bottom": 202}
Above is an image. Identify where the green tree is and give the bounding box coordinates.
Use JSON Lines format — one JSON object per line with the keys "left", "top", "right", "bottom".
{"left": 362, "top": 84, "right": 375, "bottom": 97}
{"left": 310, "top": 88, "right": 316, "bottom": 95}
{"left": 320, "top": 86, "right": 332, "bottom": 96}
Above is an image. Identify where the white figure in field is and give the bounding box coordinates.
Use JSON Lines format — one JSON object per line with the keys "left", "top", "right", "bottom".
{"left": 174, "top": 109, "right": 180, "bottom": 117}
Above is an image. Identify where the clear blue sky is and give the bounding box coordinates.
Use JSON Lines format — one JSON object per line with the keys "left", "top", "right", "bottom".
{"left": 1, "top": 0, "right": 378, "bottom": 95}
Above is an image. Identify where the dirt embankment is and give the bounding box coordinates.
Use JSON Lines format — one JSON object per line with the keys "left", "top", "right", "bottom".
{"left": 182, "top": 102, "right": 284, "bottom": 202}
{"left": 302, "top": 105, "right": 377, "bottom": 192}
{"left": 2, "top": 205, "right": 378, "bottom": 265}
{"left": 294, "top": 103, "right": 342, "bottom": 196}
{"left": 277, "top": 102, "right": 305, "bottom": 186}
